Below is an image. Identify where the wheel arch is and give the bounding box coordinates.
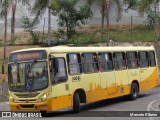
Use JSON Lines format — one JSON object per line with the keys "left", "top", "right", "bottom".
{"left": 131, "top": 80, "right": 139, "bottom": 92}
{"left": 73, "top": 88, "right": 86, "bottom": 104}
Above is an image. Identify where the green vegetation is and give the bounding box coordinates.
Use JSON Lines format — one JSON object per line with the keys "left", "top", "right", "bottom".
{"left": 58, "top": 0, "right": 92, "bottom": 39}
{"left": 0, "top": 0, "right": 159, "bottom": 48}
{"left": 21, "top": 16, "right": 41, "bottom": 45}
{"left": 0, "top": 39, "right": 2, "bottom": 46}
{"left": 69, "top": 25, "right": 156, "bottom": 45}
{"left": 9, "top": 37, "right": 17, "bottom": 45}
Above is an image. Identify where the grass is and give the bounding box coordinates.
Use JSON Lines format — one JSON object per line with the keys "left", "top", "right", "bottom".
{"left": 0, "top": 39, "right": 2, "bottom": 46}
{"left": 9, "top": 37, "right": 17, "bottom": 45}
{"left": 70, "top": 25, "right": 157, "bottom": 44}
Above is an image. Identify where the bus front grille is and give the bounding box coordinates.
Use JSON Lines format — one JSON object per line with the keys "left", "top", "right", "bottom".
{"left": 18, "top": 99, "right": 37, "bottom": 102}
{"left": 20, "top": 104, "right": 35, "bottom": 108}
{"left": 14, "top": 93, "right": 40, "bottom": 98}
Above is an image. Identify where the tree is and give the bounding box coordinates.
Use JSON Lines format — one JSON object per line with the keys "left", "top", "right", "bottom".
{"left": 124, "top": 0, "right": 139, "bottom": 10}
{"left": 138, "top": 0, "right": 159, "bottom": 43}
{"left": 32, "top": 0, "right": 60, "bottom": 43}
{"left": 126, "top": 0, "right": 159, "bottom": 43}
{"left": 21, "top": 16, "right": 39, "bottom": 45}
{"left": 88, "top": 0, "right": 123, "bottom": 39}
{"left": 57, "top": 0, "right": 92, "bottom": 40}
{"left": 11, "top": 0, "right": 17, "bottom": 43}
{"left": 0, "top": 0, "right": 30, "bottom": 44}
{"left": 106, "top": 0, "right": 123, "bottom": 39}
{"left": 0, "top": 0, "right": 9, "bottom": 60}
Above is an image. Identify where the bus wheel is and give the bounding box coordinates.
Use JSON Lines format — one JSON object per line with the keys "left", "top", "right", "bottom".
{"left": 130, "top": 83, "right": 139, "bottom": 100}
{"left": 40, "top": 111, "right": 46, "bottom": 117}
{"left": 73, "top": 93, "right": 80, "bottom": 113}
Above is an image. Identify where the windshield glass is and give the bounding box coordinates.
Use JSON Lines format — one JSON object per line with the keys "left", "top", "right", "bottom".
{"left": 8, "top": 61, "right": 48, "bottom": 92}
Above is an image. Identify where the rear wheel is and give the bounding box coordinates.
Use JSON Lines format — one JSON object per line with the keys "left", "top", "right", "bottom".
{"left": 73, "top": 93, "right": 80, "bottom": 113}
{"left": 130, "top": 83, "right": 139, "bottom": 100}
{"left": 124, "top": 83, "right": 139, "bottom": 100}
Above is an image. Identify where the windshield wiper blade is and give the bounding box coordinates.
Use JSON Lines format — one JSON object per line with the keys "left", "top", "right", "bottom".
{"left": 28, "top": 60, "right": 37, "bottom": 75}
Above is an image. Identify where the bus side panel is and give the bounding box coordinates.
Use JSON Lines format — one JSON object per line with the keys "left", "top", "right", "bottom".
{"left": 68, "top": 72, "right": 132, "bottom": 104}
{"left": 128, "top": 68, "right": 141, "bottom": 88}
{"left": 100, "top": 71, "right": 116, "bottom": 91}
{"left": 100, "top": 70, "right": 131, "bottom": 99}
{"left": 84, "top": 82, "right": 131, "bottom": 102}
{"left": 114, "top": 70, "right": 130, "bottom": 96}
{"left": 51, "top": 96, "right": 72, "bottom": 111}
{"left": 139, "top": 67, "right": 158, "bottom": 92}
{"left": 68, "top": 73, "right": 101, "bottom": 103}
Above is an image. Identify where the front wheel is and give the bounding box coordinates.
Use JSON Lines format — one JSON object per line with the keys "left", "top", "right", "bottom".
{"left": 73, "top": 93, "right": 80, "bottom": 113}
{"left": 40, "top": 111, "right": 46, "bottom": 117}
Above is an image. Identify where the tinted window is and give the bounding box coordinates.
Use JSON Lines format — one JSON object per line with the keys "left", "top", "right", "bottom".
{"left": 82, "top": 53, "right": 98, "bottom": 73}
{"left": 113, "top": 52, "right": 126, "bottom": 70}
{"left": 98, "top": 53, "right": 113, "bottom": 72}
{"left": 149, "top": 51, "right": 156, "bottom": 67}
{"left": 50, "top": 58, "right": 67, "bottom": 84}
{"left": 67, "top": 54, "right": 82, "bottom": 75}
{"left": 127, "top": 52, "right": 138, "bottom": 69}
{"left": 139, "top": 52, "right": 149, "bottom": 68}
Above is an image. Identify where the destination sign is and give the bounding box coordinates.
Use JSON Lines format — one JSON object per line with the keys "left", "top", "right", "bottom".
{"left": 9, "top": 50, "right": 47, "bottom": 62}
{"left": 16, "top": 53, "right": 40, "bottom": 60}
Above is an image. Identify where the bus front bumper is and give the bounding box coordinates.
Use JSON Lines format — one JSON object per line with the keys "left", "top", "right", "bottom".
{"left": 9, "top": 98, "right": 52, "bottom": 111}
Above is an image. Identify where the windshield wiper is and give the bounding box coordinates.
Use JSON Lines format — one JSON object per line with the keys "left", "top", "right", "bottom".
{"left": 28, "top": 60, "right": 37, "bottom": 76}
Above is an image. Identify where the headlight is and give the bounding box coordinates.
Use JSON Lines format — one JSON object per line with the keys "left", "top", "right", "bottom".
{"left": 38, "top": 93, "right": 49, "bottom": 102}
{"left": 9, "top": 95, "right": 18, "bottom": 102}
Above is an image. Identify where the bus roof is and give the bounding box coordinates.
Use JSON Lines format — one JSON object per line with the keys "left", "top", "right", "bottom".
{"left": 10, "top": 46, "right": 155, "bottom": 54}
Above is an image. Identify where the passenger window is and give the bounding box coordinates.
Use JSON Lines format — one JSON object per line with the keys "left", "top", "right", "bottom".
{"left": 149, "top": 51, "right": 156, "bottom": 67}
{"left": 127, "top": 52, "right": 138, "bottom": 69}
{"left": 50, "top": 58, "right": 67, "bottom": 85}
{"left": 98, "top": 53, "right": 113, "bottom": 72}
{"left": 67, "top": 54, "right": 82, "bottom": 75}
{"left": 113, "top": 52, "right": 126, "bottom": 70}
{"left": 82, "top": 53, "right": 98, "bottom": 73}
{"left": 139, "top": 52, "right": 149, "bottom": 68}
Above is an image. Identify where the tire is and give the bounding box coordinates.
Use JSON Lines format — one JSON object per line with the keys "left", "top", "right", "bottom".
{"left": 40, "top": 111, "right": 47, "bottom": 117}
{"left": 124, "top": 83, "right": 139, "bottom": 100}
{"left": 130, "top": 83, "right": 139, "bottom": 100}
{"left": 73, "top": 93, "right": 80, "bottom": 113}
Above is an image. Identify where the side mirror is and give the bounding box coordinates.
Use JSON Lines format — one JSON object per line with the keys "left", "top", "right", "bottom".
{"left": 2, "top": 63, "right": 4, "bottom": 74}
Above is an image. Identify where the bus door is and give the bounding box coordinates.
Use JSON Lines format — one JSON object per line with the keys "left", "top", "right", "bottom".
{"left": 98, "top": 53, "right": 116, "bottom": 91}
{"left": 114, "top": 52, "right": 129, "bottom": 95}
{"left": 49, "top": 54, "right": 70, "bottom": 108}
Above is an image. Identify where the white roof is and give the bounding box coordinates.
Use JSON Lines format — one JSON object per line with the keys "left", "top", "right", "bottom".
{"left": 11, "top": 46, "right": 155, "bottom": 54}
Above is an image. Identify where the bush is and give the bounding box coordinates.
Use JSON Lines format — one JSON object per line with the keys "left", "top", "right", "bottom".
{"left": 9, "top": 37, "right": 17, "bottom": 45}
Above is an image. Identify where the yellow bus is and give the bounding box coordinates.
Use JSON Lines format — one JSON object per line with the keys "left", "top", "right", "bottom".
{"left": 2, "top": 46, "right": 159, "bottom": 113}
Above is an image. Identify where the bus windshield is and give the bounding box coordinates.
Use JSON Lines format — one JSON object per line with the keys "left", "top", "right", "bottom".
{"left": 8, "top": 61, "right": 48, "bottom": 92}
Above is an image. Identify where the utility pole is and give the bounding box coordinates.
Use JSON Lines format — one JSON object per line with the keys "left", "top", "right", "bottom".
{"left": 42, "top": 17, "right": 46, "bottom": 43}
{"left": 48, "top": 0, "right": 52, "bottom": 46}
{"left": 131, "top": 15, "right": 133, "bottom": 43}
{"left": 154, "top": 3, "right": 159, "bottom": 44}
{"left": 3, "top": 0, "right": 8, "bottom": 61}
{"left": 106, "top": 0, "right": 110, "bottom": 40}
